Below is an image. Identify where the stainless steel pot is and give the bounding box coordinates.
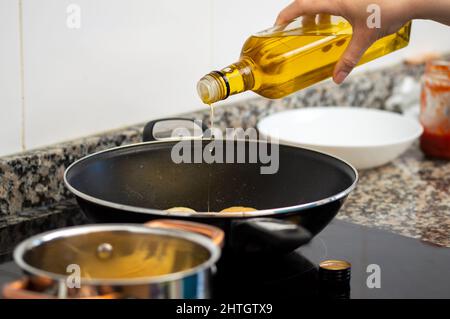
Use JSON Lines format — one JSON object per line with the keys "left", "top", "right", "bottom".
{"left": 4, "top": 220, "right": 223, "bottom": 299}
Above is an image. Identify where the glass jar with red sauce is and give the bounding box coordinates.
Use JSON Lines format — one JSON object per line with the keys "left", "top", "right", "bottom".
{"left": 420, "top": 60, "right": 450, "bottom": 159}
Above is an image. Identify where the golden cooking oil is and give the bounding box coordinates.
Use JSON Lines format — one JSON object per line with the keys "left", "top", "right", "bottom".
{"left": 197, "top": 16, "right": 412, "bottom": 104}
{"left": 209, "top": 103, "right": 215, "bottom": 132}
{"left": 29, "top": 233, "right": 211, "bottom": 279}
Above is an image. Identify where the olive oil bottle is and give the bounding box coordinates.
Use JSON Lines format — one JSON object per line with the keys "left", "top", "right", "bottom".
{"left": 197, "top": 16, "right": 412, "bottom": 104}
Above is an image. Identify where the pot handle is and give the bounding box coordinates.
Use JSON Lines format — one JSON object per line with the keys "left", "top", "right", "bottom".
{"left": 2, "top": 279, "right": 53, "bottom": 299}
{"left": 143, "top": 118, "right": 208, "bottom": 142}
{"left": 2, "top": 278, "right": 121, "bottom": 299}
{"left": 231, "top": 218, "right": 312, "bottom": 254}
{"left": 144, "top": 219, "right": 225, "bottom": 247}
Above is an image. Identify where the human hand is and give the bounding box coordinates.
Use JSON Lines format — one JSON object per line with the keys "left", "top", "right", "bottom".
{"left": 275, "top": 0, "right": 415, "bottom": 84}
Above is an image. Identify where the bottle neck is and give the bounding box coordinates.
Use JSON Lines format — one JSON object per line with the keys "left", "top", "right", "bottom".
{"left": 197, "top": 59, "right": 254, "bottom": 104}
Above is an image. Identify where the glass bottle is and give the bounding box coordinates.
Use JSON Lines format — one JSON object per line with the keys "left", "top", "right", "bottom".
{"left": 197, "top": 16, "right": 412, "bottom": 104}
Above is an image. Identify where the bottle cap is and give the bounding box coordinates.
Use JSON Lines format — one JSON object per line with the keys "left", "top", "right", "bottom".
{"left": 319, "top": 259, "right": 351, "bottom": 283}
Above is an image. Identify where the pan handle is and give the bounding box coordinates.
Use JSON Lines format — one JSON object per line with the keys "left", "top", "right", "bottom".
{"left": 231, "top": 218, "right": 312, "bottom": 254}
{"left": 143, "top": 118, "right": 208, "bottom": 142}
{"left": 144, "top": 219, "right": 225, "bottom": 247}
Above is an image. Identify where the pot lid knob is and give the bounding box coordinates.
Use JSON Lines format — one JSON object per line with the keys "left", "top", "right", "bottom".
{"left": 96, "top": 243, "right": 113, "bottom": 260}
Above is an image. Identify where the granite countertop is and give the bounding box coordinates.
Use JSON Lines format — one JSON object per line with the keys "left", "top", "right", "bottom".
{"left": 339, "top": 142, "right": 450, "bottom": 247}
{"left": 1, "top": 60, "right": 449, "bottom": 261}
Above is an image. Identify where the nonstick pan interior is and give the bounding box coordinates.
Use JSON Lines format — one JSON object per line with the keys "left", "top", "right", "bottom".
{"left": 65, "top": 139, "right": 357, "bottom": 215}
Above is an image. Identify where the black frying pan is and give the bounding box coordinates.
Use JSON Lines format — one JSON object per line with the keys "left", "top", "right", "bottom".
{"left": 64, "top": 118, "right": 357, "bottom": 254}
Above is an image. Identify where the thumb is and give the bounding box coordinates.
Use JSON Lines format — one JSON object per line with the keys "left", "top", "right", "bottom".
{"left": 333, "top": 29, "right": 375, "bottom": 84}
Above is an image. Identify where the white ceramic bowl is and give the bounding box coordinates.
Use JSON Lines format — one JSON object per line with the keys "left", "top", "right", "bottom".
{"left": 257, "top": 107, "right": 423, "bottom": 169}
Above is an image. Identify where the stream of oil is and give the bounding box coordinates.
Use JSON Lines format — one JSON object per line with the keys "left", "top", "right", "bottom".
{"left": 209, "top": 104, "right": 215, "bottom": 133}
{"left": 206, "top": 103, "right": 215, "bottom": 213}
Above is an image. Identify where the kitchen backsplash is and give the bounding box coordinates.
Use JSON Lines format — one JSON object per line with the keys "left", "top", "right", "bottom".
{"left": 2, "top": 0, "right": 450, "bottom": 156}
{"left": 0, "top": 61, "right": 425, "bottom": 217}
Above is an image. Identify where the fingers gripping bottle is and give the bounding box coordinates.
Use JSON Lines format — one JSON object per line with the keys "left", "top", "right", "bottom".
{"left": 197, "top": 16, "right": 412, "bottom": 104}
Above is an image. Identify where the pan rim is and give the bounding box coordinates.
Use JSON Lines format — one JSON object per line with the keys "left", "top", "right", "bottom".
{"left": 14, "top": 223, "right": 220, "bottom": 286}
{"left": 63, "top": 138, "right": 358, "bottom": 218}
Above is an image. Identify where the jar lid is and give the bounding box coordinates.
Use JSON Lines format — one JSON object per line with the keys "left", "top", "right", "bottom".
{"left": 425, "top": 59, "right": 450, "bottom": 81}
{"left": 319, "top": 259, "right": 351, "bottom": 283}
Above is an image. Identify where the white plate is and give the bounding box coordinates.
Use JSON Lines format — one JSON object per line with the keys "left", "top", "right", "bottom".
{"left": 257, "top": 107, "right": 423, "bottom": 169}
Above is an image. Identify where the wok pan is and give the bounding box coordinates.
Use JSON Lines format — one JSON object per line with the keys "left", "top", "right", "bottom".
{"left": 64, "top": 118, "right": 358, "bottom": 254}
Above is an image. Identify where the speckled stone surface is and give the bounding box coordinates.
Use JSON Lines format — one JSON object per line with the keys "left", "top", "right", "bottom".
{"left": 0, "top": 126, "right": 143, "bottom": 216}
{"left": 338, "top": 142, "right": 450, "bottom": 247}
{"left": 0, "top": 200, "right": 87, "bottom": 260}
{"left": 1, "top": 61, "right": 450, "bottom": 255}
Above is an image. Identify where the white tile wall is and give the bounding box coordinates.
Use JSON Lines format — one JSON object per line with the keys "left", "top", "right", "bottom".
{"left": 22, "top": 0, "right": 210, "bottom": 150}
{"left": 211, "top": 0, "right": 291, "bottom": 68}
{"left": 0, "top": 0, "right": 22, "bottom": 155}
{"left": 209, "top": 0, "right": 291, "bottom": 106}
{"left": 0, "top": 0, "right": 449, "bottom": 156}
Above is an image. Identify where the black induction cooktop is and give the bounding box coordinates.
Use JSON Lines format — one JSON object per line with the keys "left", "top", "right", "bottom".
{"left": 215, "top": 220, "right": 450, "bottom": 299}
{"left": 1, "top": 220, "right": 449, "bottom": 299}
